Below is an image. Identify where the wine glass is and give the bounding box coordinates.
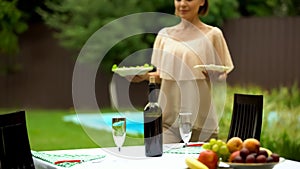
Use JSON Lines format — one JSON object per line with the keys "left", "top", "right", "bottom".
{"left": 179, "top": 112, "right": 192, "bottom": 147}
{"left": 112, "top": 117, "right": 126, "bottom": 152}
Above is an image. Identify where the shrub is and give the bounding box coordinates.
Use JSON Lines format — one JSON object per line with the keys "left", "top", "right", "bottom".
{"left": 219, "top": 84, "right": 300, "bottom": 161}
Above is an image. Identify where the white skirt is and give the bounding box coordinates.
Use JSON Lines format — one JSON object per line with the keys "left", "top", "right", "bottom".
{"left": 158, "top": 79, "right": 219, "bottom": 143}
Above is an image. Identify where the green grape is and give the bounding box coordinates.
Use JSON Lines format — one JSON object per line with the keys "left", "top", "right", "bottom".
{"left": 204, "top": 138, "right": 230, "bottom": 162}
{"left": 216, "top": 139, "right": 224, "bottom": 146}
{"left": 212, "top": 144, "right": 219, "bottom": 152}
{"left": 209, "top": 138, "right": 217, "bottom": 145}
{"left": 219, "top": 145, "right": 229, "bottom": 155}
{"left": 202, "top": 143, "right": 211, "bottom": 150}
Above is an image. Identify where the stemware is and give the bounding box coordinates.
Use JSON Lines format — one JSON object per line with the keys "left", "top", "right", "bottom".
{"left": 179, "top": 112, "right": 192, "bottom": 147}
{"left": 112, "top": 117, "right": 126, "bottom": 152}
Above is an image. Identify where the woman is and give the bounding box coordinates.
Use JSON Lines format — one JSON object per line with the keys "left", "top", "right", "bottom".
{"left": 132, "top": 0, "right": 234, "bottom": 143}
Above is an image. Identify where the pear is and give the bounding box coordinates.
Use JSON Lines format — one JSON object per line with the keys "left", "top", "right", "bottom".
{"left": 227, "top": 137, "right": 243, "bottom": 153}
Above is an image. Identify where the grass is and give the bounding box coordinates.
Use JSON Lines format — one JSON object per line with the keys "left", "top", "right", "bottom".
{"left": 26, "top": 109, "right": 99, "bottom": 150}
{"left": 0, "top": 109, "right": 144, "bottom": 151}
{"left": 1, "top": 84, "right": 299, "bottom": 161}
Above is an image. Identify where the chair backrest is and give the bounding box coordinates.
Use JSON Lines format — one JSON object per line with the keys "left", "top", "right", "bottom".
{"left": 227, "top": 94, "right": 263, "bottom": 141}
{"left": 0, "top": 111, "right": 35, "bottom": 169}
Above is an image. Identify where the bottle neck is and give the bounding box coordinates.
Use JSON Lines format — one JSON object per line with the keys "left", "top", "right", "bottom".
{"left": 148, "top": 83, "right": 158, "bottom": 103}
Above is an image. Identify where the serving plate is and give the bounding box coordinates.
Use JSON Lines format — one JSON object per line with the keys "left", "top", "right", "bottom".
{"left": 222, "top": 157, "right": 284, "bottom": 169}
{"left": 112, "top": 67, "right": 153, "bottom": 77}
{"left": 193, "top": 64, "right": 230, "bottom": 72}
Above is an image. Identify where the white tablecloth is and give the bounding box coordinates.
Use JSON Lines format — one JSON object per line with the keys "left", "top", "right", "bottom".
{"left": 33, "top": 145, "right": 300, "bottom": 169}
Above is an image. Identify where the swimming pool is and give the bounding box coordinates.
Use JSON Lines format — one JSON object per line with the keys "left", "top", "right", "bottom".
{"left": 63, "top": 112, "right": 144, "bottom": 135}
{"left": 64, "top": 111, "right": 283, "bottom": 136}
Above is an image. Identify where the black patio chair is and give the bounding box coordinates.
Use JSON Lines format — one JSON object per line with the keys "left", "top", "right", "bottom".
{"left": 227, "top": 93, "right": 263, "bottom": 141}
{"left": 0, "top": 110, "right": 35, "bottom": 169}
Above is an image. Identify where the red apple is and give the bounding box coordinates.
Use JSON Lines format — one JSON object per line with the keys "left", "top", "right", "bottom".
{"left": 198, "top": 150, "right": 219, "bottom": 169}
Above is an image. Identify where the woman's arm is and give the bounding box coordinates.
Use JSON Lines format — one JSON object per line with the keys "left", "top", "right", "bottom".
{"left": 202, "top": 70, "right": 227, "bottom": 81}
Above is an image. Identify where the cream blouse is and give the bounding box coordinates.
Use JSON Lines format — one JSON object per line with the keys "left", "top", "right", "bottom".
{"left": 151, "top": 22, "right": 234, "bottom": 81}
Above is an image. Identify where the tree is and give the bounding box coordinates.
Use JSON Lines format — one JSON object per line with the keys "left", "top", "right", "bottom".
{"left": 202, "top": 0, "right": 240, "bottom": 26}
{"left": 0, "top": 0, "right": 28, "bottom": 74}
{"left": 37, "top": 0, "right": 240, "bottom": 72}
{"left": 238, "top": 0, "right": 300, "bottom": 16}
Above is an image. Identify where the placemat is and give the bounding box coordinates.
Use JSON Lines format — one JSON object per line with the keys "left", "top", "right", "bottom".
{"left": 164, "top": 146, "right": 203, "bottom": 154}
{"left": 32, "top": 150, "right": 106, "bottom": 168}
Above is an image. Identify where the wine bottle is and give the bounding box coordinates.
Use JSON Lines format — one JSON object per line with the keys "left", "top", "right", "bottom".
{"left": 143, "top": 76, "right": 163, "bottom": 157}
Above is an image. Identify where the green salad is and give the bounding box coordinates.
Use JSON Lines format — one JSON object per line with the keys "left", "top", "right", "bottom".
{"left": 111, "top": 63, "right": 153, "bottom": 71}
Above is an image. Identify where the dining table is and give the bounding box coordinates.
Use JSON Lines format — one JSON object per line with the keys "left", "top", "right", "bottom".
{"left": 32, "top": 143, "right": 300, "bottom": 169}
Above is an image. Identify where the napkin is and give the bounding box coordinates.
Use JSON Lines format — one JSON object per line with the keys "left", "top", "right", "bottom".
{"left": 164, "top": 146, "right": 203, "bottom": 154}
{"left": 32, "top": 150, "right": 106, "bottom": 168}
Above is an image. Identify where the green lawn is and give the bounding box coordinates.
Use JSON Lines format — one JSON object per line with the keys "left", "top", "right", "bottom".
{"left": 1, "top": 84, "right": 299, "bottom": 161}
{"left": 26, "top": 109, "right": 99, "bottom": 150}
{"left": 25, "top": 109, "right": 144, "bottom": 151}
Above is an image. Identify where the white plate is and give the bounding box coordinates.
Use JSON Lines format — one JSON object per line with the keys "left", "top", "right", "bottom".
{"left": 112, "top": 67, "right": 153, "bottom": 77}
{"left": 193, "top": 64, "right": 230, "bottom": 72}
{"left": 223, "top": 157, "right": 284, "bottom": 169}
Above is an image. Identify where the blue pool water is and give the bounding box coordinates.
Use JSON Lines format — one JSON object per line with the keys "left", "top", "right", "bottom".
{"left": 64, "top": 111, "right": 285, "bottom": 136}
{"left": 63, "top": 112, "right": 144, "bottom": 135}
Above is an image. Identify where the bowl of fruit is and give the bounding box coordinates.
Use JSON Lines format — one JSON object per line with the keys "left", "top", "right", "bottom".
{"left": 224, "top": 137, "right": 282, "bottom": 169}
{"left": 185, "top": 137, "right": 283, "bottom": 169}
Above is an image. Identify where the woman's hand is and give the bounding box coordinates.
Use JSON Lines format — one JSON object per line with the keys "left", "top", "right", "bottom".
{"left": 148, "top": 71, "right": 161, "bottom": 83}
{"left": 125, "top": 71, "right": 161, "bottom": 83}
{"left": 125, "top": 74, "right": 149, "bottom": 83}
{"left": 218, "top": 72, "right": 227, "bottom": 81}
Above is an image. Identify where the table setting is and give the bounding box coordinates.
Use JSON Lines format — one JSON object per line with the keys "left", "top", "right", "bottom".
{"left": 32, "top": 113, "right": 300, "bottom": 169}
{"left": 32, "top": 143, "right": 202, "bottom": 169}
{"left": 32, "top": 142, "right": 300, "bottom": 169}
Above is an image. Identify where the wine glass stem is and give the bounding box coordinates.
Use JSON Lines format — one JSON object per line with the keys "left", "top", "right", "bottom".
{"left": 118, "top": 147, "right": 121, "bottom": 152}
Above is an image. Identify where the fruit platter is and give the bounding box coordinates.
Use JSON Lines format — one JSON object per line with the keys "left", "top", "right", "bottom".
{"left": 225, "top": 161, "right": 281, "bottom": 169}
{"left": 185, "top": 137, "right": 282, "bottom": 169}
{"left": 111, "top": 64, "right": 154, "bottom": 77}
